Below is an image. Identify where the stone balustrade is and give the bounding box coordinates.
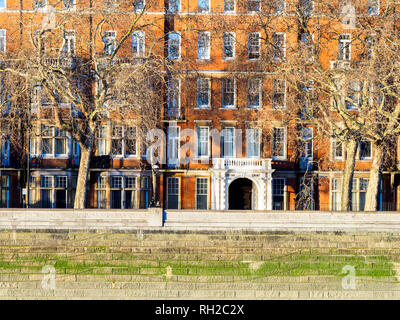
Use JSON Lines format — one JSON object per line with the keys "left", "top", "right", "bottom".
{"left": 212, "top": 158, "right": 272, "bottom": 170}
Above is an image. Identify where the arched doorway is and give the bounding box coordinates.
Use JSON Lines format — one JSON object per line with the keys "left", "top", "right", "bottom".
{"left": 228, "top": 178, "right": 255, "bottom": 210}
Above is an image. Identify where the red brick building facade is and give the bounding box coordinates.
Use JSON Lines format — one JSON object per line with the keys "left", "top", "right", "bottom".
{"left": 0, "top": 0, "right": 398, "bottom": 210}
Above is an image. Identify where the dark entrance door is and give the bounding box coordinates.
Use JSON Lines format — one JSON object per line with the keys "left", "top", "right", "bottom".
{"left": 228, "top": 178, "right": 253, "bottom": 210}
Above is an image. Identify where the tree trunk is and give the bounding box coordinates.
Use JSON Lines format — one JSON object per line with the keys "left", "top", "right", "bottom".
{"left": 341, "top": 139, "right": 358, "bottom": 211}
{"left": 364, "top": 142, "right": 383, "bottom": 211}
{"left": 74, "top": 145, "right": 92, "bottom": 209}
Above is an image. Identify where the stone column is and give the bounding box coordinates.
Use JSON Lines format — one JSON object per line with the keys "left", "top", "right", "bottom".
{"left": 258, "top": 177, "right": 266, "bottom": 210}
{"left": 222, "top": 175, "right": 228, "bottom": 210}
{"left": 266, "top": 173, "right": 273, "bottom": 211}
{"left": 211, "top": 173, "right": 221, "bottom": 210}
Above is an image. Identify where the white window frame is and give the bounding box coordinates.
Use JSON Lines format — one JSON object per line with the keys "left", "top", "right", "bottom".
{"left": 40, "top": 125, "right": 69, "bottom": 158}
{"left": 246, "top": 127, "right": 261, "bottom": 158}
{"left": 167, "top": 177, "right": 180, "bottom": 209}
{"left": 196, "top": 78, "right": 211, "bottom": 108}
{"left": 198, "top": 0, "right": 210, "bottom": 12}
{"left": 299, "top": 0, "right": 314, "bottom": 15}
{"left": 221, "top": 127, "right": 235, "bottom": 158}
{"left": 39, "top": 175, "right": 69, "bottom": 209}
{"left": 109, "top": 175, "right": 143, "bottom": 209}
{"left": 271, "top": 126, "right": 286, "bottom": 160}
{"left": 338, "top": 34, "right": 351, "bottom": 61}
{"left": 300, "top": 32, "right": 314, "bottom": 61}
{"left": 168, "top": 32, "right": 181, "bottom": 60}
{"left": 132, "top": 31, "right": 145, "bottom": 57}
{"left": 0, "top": 175, "right": 9, "bottom": 208}
{"left": 97, "top": 176, "right": 107, "bottom": 209}
{"left": 63, "top": 30, "right": 75, "bottom": 57}
{"left": 248, "top": 78, "right": 261, "bottom": 109}
{"left": 223, "top": 0, "right": 235, "bottom": 13}
{"left": 272, "top": 79, "right": 286, "bottom": 109}
{"left": 273, "top": 0, "right": 285, "bottom": 14}
{"left": 248, "top": 32, "right": 261, "bottom": 60}
{"left": 63, "top": 0, "right": 76, "bottom": 10}
{"left": 103, "top": 30, "right": 116, "bottom": 56}
{"left": 197, "top": 31, "right": 210, "bottom": 60}
{"left": 300, "top": 80, "right": 314, "bottom": 119}
{"left": 34, "top": 0, "right": 46, "bottom": 10}
{"left": 367, "top": 0, "right": 379, "bottom": 16}
{"left": 273, "top": 32, "right": 286, "bottom": 61}
{"left": 167, "top": 126, "right": 180, "bottom": 167}
{"left": 365, "top": 34, "right": 376, "bottom": 59}
{"left": 331, "top": 138, "right": 344, "bottom": 161}
{"left": 196, "top": 126, "right": 210, "bottom": 158}
{"left": 221, "top": 78, "right": 236, "bottom": 108}
{"left": 195, "top": 177, "right": 209, "bottom": 210}
{"left": 331, "top": 177, "right": 341, "bottom": 211}
{"left": 0, "top": 135, "right": 10, "bottom": 167}
{"left": 168, "top": 0, "right": 180, "bottom": 13}
{"left": 248, "top": 0, "right": 261, "bottom": 12}
{"left": 110, "top": 125, "right": 138, "bottom": 158}
{"left": 97, "top": 125, "right": 108, "bottom": 156}
{"left": 300, "top": 127, "right": 313, "bottom": 160}
{"left": 358, "top": 140, "right": 372, "bottom": 160}
{"left": 298, "top": 176, "right": 314, "bottom": 210}
{"left": 110, "top": 176, "right": 123, "bottom": 209}
{"left": 0, "top": 30, "right": 6, "bottom": 52}
{"left": 222, "top": 32, "right": 235, "bottom": 60}
{"left": 350, "top": 178, "right": 369, "bottom": 211}
{"left": 133, "top": 0, "right": 145, "bottom": 12}
{"left": 346, "top": 80, "right": 361, "bottom": 110}
{"left": 272, "top": 177, "right": 286, "bottom": 210}
{"left": 167, "top": 78, "right": 181, "bottom": 117}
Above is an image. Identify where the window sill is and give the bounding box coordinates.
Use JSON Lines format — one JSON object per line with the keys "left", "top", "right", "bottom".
{"left": 193, "top": 157, "right": 210, "bottom": 161}
{"left": 272, "top": 106, "right": 287, "bottom": 110}
{"left": 196, "top": 58, "right": 211, "bottom": 62}
{"left": 194, "top": 106, "right": 212, "bottom": 110}
{"left": 220, "top": 107, "right": 237, "bottom": 110}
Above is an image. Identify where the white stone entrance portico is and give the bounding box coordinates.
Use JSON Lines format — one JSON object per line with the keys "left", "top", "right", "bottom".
{"left": 210, "top": 158, "right": 274, "bottom": 210}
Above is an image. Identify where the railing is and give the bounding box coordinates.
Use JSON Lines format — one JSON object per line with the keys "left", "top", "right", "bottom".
{"left": 98, "top": 57, "right": 145, "bottom": 67}
{"left": 42, "top": 57, "right": 76, "bottom": 69}
{"left": 212, "top": 158, "right": 271, "bottom": 170}
{"left": 330, "top": 60, "right": 352, "bottom": 70}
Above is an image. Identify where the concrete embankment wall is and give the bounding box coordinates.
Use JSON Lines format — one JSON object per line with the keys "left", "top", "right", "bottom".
{"left": 0, "top": 229, "right": 399, "bottom": 299}
{"left": 1, "top": 209, "right": 400, "bottom": 232}
{"left": 0, "top": 209, "right": 399, "bottom": 299}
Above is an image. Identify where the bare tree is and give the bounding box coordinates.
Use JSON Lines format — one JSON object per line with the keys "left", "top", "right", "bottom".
{"left": 1, "top": 0, "right": 168, "bottom": 208}
{"left": 281, "top": 0, "right": 400, "bottom": 211}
